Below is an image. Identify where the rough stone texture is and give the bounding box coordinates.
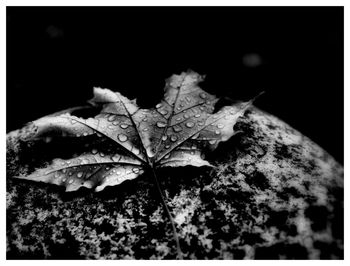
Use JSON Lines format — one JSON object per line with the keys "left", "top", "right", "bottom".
{"left": 6, "top": 108, "right": 343, "bottom": 259}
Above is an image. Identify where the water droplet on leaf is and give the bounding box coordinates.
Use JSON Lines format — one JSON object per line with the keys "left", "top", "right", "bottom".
{"left": 185, "top": 122, "right": 195, "bottom": 128}
{"left": 173, "top": 125, "right": 182, "bottom": 132}
{"left": 132, "top": 168, "right": 140, "bottom": 173}
{"left": 156, "top": 121, "right": 167, "bottom": 128}
{"left": 170, "top": 135, "right": 178, "bottom": 142}
{"left": 200, "top": 93, "right": 207, "bottom": 99}
{"left": 107, "top": 114, "right": 117, "bottom": 122}
{"left": 118, "top": 134, "right": 128, "bottom": 142}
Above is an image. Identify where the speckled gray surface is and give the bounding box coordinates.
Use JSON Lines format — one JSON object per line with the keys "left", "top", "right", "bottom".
{"left": 6, "top": 108, "right": 343, "bottom": 259}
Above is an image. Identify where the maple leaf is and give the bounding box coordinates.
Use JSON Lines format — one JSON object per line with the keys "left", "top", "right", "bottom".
{"left": 13, "top": 70, "right": 254, "bottom": 258}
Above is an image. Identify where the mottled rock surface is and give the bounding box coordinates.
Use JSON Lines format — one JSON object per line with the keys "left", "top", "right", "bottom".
{"left": 6, "top": 108, "right": 343, "bottom": 259}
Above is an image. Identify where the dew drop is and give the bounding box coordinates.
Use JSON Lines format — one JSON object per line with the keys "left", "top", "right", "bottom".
{"left": 209, "top": 139, "right": 217, "bottom": 145}
{"left": 194, "top": 114, "right": 201, "bottom": 118}
{"left": 105, "top": 167, "right": 110, "bottom": 170}
{"left": 62, "top": 178, "right": 66, "bottom": 182}
{"left": 190, "top": 151, "right": 195, "bottom": 155}
{"left": 112, "top": 154, "right": 120, "bottom": 162}
{"left": 156, "top": 103, "right": 162, "bottom": 109}
{"left": 184, "top": 114, "right": 189, "bottom": 119}
{"left": 177, "top": 106, "right": 181, "bottom": 111}
{"left": 54, "top": 172, "right": 60, "bottom": 178}
{"left": 68, "top": 179, "right": 74, "bottom": 184}
{"left": 68, "top": 172, "right": 73, "bottom": 176}
{"left": 113, "top": 121, "right": 119, "bottom": 125}
{"left": 143, "top": 128, "right": 149, "bottom": 132}
{"left": 199, "top": 106, "right": 205, "bottom": 111}
{"left": 77, "top": 172, "right": 83, "bottom": 178}
{"left": 133, "top": 148, "right": 141, "bottom": 155}
{"left": 162, "top": 135, "right": 168, "bottom": 141}
{"left": 185, "top": 122, "right": 195, "bottom": 128}
{"left": 198, "top": 121, "right": 204, "bottom": 126}
{"left": 107, "top": 114, "right": 117, "bottom": 122}
{"left": 217, "top": 124, "right": 224, "bottom": 129}
{"left": 143, "top": 118, "right": 148, "bottom": 122}
{"left": 116, "top": 171, "right": 121, "bottom": 175}
{"left": 159, "top": 109, "right": 168, "bottom": 115}
{"left": 170, "top": 135, "right": 178, "bottom": 142}
{"left": 176, "top": 117, "right": 182, "bottom": 121}
{"left": 165, "top": 144, "right": 170, "bottom": 149}
{"left": 199, "top": 93, "right": 207, "bottom": 99}
{"left": 192, "top": 133, "right": 200, "bottom": 139}
{"left": 92, "top": 149, "right": 98, "bottom": 154}
{"left": 213, "top": 114, "right": 219, "bottom": 119}
{"left": 83, "top": 132, "right": 88, "bottom": 136}
{"left": 215, "top": 130, "right": 221, "bottom": 135}
{"left": 62, "top": 169, "right": 67, "bottom": 174}
{"left": 118, "top": 134, "right": 128, "bottom": 142}
{"left": 132, "top": 168, "right": 140, "bottom": 173}
{"left": 100, "top": 152, "right": 105, "bottom": 157}
{"left": 76, "top": 133, "right": 81, "bottom": 137}
{"left": 120, "top": 124, "right": 129, "bottom": 129}
{"left": 164, "top": 154, "right": 170, "bottom": 159}
{"left": 173, "top": 125, "right": 183, "bottom": 132}
{"left": 71, "top": 119, "right": 77, "bottom": 124}
{"left": 96, "top": 133, "right": 102, "bottom": 137}
{"left": 156, "top": 121, "right": 167, "bottom": 128}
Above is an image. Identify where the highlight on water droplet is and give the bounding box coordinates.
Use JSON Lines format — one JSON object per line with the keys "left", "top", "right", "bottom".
{"left": 164, "top": 153, "right": 170, "bottom": 159}
{"left": 132, "top": 168, "right": 140, "bottom": 173}
{"left": 215, "top": 130, "right": 220, "bottom": 135}
{"left": 162, "top": 135, "right": 168, "bottom": 141}
{"left": 92, "top": 149, "right": 98, "bottom": 154}
{"left": 170, "top": 135, "right": 178, "bottom": 142}
{"left": 192, "top": 133, "right": 200, "bottom": 139}
{"left": 217, "top": 124, "right": 224, "bottom": 129}
{"left": 120, "top": 124, "right": 129, "bottom": 129}
{"left": 159, "top": 109, "right": 168, "bottom": 115}
{"left": 194, "top": 114, "right": 201, "bottom": 118}
{"left": 199, "top": 92, "right": 207, "bottom": 99}
{"left": 118, "top": 134, "right": 128, "bottom": 142}
{"left": 209, "top": 139, "right": 217, "bottom": 145}
{"left": 156, "top": 103, "right": 162, "bottom": 109}
{"left": 107, "top": 114, "right": 117, "bottom": 122}
{"left": 68, "top": 179, "right": 74, "bottom": 184}
{"left": 173, "top": 125, "right": 183, "bottom": 132}
{"left": 77, "top": 172, "right": 83, "bottom": 178}
{"left": 100, "top": 152, "right": 105, "bottom": 157}
{"left": 156, "top": 121, "right": 167, "bottom": 128}
{"left": 185, "top": 122, "right": 195, "bottom": 128}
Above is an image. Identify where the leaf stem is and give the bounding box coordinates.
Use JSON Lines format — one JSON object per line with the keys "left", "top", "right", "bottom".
{"left": 150, "top": 167, "right": 183, "bottom": 259}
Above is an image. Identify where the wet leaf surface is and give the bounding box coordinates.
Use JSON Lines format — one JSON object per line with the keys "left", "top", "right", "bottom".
{"left": 15, "top": 70, "right": 251, "bottom": 192}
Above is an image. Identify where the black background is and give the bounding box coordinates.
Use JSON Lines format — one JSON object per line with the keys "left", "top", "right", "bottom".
{"left": 6, "top": 7, "right": 343, "bottom": 164}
